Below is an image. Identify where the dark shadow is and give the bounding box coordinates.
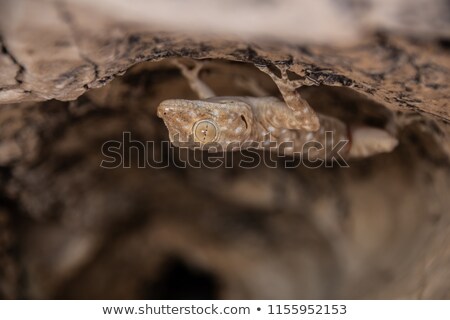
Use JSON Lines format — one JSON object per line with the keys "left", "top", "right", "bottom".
{"left": 143, "top": 256, "right": 220, "bottom": 299}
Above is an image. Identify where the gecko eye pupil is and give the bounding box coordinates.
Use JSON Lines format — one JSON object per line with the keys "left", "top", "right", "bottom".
{"left": 193, "top": 119, "right": 218, "bottom": 143}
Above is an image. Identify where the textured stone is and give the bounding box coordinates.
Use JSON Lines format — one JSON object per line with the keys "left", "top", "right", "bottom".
{"left": 0, "top": 0, "right": 448, "bottom": 299}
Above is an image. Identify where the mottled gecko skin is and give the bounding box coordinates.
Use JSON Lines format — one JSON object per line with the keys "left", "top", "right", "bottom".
{"left": 157, "top": 96, "right": 349, "bottom": 158}
{"left": 157, "top": 59, "right": 398, "bottom": 159}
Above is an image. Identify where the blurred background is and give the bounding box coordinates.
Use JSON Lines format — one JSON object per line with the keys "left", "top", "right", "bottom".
{"left": 0, "top": 0, "right": 449, "bottom": 299}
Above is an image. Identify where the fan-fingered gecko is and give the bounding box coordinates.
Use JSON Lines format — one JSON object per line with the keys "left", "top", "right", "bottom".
{"left": 157, "top": 59, "right": 398, "bottom": 159}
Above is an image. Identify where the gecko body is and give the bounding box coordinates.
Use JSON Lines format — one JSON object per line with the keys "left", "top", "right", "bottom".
{"left": 157, "top": 59, "right": 398, "bottom": 159}
{"left": 158, "top": 96, "right": 349, "bottom": 158}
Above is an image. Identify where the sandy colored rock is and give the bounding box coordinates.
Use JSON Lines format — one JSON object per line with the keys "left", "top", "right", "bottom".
{"left": 0, "top": 0, "right": 448, "bottom": 299}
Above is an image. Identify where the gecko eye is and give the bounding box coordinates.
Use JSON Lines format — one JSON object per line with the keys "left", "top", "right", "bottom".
{"left": 193, "top": 119, "right": 219, "bottom": 143}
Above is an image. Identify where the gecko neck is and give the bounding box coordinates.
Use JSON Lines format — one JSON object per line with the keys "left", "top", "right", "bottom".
{"left": 240, "top": 96, "right": 351, "bottom": 158}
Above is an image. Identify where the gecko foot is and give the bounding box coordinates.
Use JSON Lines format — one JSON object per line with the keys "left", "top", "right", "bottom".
{"left": 171, "top": 58, "right": 215, "bottom": 99}
{"left": 256, "top": 63, "right": 320, "bottom": 131}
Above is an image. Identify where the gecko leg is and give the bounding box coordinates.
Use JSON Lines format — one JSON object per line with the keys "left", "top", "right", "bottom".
{"left": 256, "top": 64, "right": 320, "bottom": 132}
{"left": 172, "top": 59, "right": 215, "bottom": 99}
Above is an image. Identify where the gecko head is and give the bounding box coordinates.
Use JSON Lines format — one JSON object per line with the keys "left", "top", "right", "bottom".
{"left": 157, "top": 98, "right": 254, "bottom": 148}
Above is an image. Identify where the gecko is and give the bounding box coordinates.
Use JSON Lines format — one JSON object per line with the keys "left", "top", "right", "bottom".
{"left": 157, "top": 59, "right": 398, "bottom": 159}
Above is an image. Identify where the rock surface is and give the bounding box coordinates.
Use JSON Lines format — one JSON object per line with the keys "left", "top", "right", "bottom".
{"left": 0, "top": 0, "right": 449, "bottom": 299}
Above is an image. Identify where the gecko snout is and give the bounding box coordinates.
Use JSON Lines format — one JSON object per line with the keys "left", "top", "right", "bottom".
{"left": 157, "top": 102, "right": 168, "bottom": 118}
{"left": 157, "top": 101, "right": 175, "bottom": 118}
{"left": 157, "top": 99, "right": 190, "bottom": 118}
